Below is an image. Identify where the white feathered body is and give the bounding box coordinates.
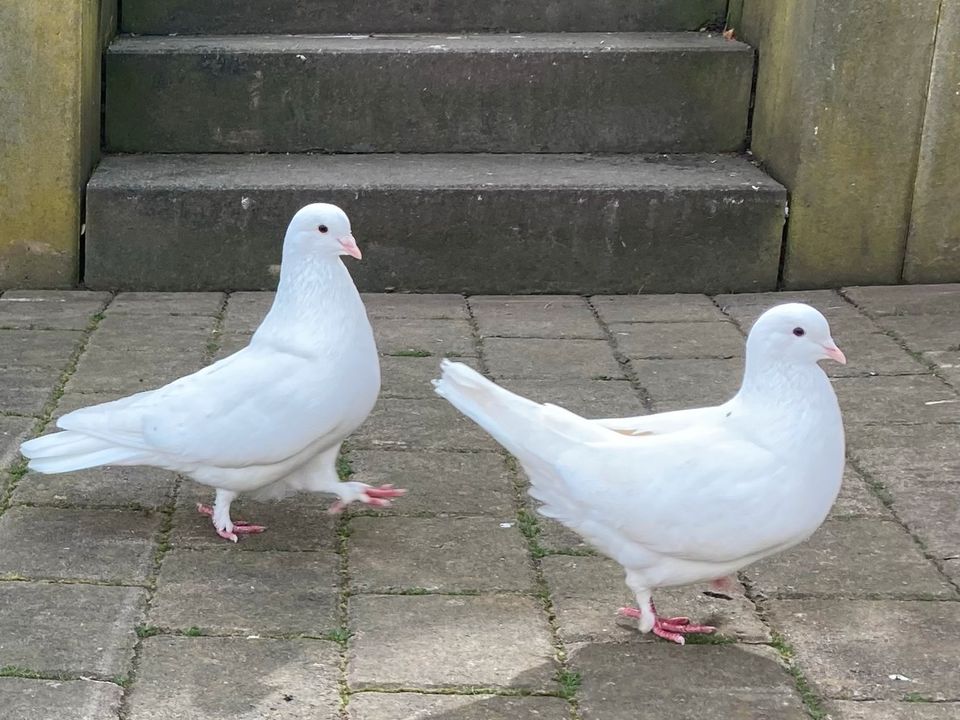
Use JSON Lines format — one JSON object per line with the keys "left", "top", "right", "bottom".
{"left": 434, "top": 359, "right": 844, "bottom": 591}
{"left": 22, "top": 257, "right": 379, "bottom": 498}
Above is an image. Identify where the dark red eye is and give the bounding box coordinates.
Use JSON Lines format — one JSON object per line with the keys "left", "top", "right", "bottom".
{"left": 318, "top": 225, "right": 328, "bottom": 233}
{"left": 793, "top": 327, "right": 805, "bottom": 337}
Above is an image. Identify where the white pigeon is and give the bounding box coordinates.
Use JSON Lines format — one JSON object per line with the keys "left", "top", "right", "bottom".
{"left": 21, "top": 203, "right": 404, "bottom": 541}
{"left": 434, "top": 303, "right": 846, "bottom": 643}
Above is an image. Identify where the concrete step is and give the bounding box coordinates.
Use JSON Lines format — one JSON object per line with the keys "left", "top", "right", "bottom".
{"left": 84, "top": 153, "right": 786, "bottom": 293}
{"left": 105, "top": 33, "right": 753, "bottom": 154}
{"left": 121, "top": 0, "right": 727, "bottom": 34}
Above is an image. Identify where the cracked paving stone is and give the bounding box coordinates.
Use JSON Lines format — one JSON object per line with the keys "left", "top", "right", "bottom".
{"left": 489, "top": 378, "right": 645, "bottom": 417}
{"left": 11, "top": 466, "right": 177, "bottom": 511}
{"left": 126, "top": 636, "right": 340, "bottom": 720}
{"left": 353, "top": 398, "right": 496, "bottom": 451}
{"left": 483, "top": 337, "right": 624, "bottom": 380}
{"left": 747, "top": 519, "right": 955, "bottom": 599}
{"left": 171, "top": 484, "right": 339, "bottom": 552}
{"left": 347, "top": 594, "right": 556, "bottom": 691}
{"left": 843, "top": 284, "right": 960, "bottom": 316}
{"left": 832, "top": 375, "right": 959, "bottom": 424}
{"left": 883, "top": 481, "right": 960, "bottom": 563}
{"left": 830, "top": 468, "right": 890, "bottom": 519}
{"left": 347, "top": 692, "right": 571, "bottom": 719}
{"left": 0, "top": 582, "right": 143, "bottom": 677}
{"left": 609, "top": 321, "right": 744, "bottom": 359}
{"left": 572, "top": 643, "right": 807, "bottom": 720}
{"left": 827, "top": 701, "right": 960, "bottom": 719}
{"left": 349, "top": 450, "right": 515, "bottom": 517}
{"left": 379, "top": 355, "right": 479, "bottom": 399}
{"left": 923, "top": 350, "right": 960, "bottom": 386}
{"left": 0, "top": 290, "right": 110, "bottom": 330}
{"left": 592, "top": 294, "right": 725, "bottom": 323}
{"left": 471, "top": 295, "right": 603, "bottom": 339}
{"left": 847, "top": 424, "right": 960, "bottom": 486}
{"left": 350, "top": 516, "right": 534, "bottom": 593}
{"left": 0, "top": 677, "right": 123, "bottom": 720}
{"left": 106, "top": 292, "right": 224, "bottom": 316}
{"left": 150, "top": 549, "right": 339, "bottom": 636}
{"left": 372, "top": 318, "right": 476, "bottom": 357}
{"left": 767, "top": 599, "right": 960, "bottom": 700}
{"left": 541, "top": 555, "right": 768, "bottom": 644}
{"left": 0, "top": 507, "right": 159, "bottom": 583}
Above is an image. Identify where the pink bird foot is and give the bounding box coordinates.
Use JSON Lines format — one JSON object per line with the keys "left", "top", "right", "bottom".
{"left": 327, "top": 483, "right": 407, "bottom": 514}
{"left": 196, "top": 503, "right": 267, "bottom": 543}
{"left": 618, "top": 604, "right": 716, "bottom": 645}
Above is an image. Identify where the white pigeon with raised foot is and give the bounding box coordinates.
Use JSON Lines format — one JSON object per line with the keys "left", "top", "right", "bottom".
{"left": 21, "top": 203, "right": 404, "bottom": 541}
{"left": 434, "top": 303, "right": 845, "bottom": 643}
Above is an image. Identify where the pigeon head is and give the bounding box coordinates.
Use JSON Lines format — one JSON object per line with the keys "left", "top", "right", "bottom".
{"left": 284, "top": 203, "right": 362, "bottom": 260}
{"left": 746, "top": 303, "right": 846, "bottom": 366}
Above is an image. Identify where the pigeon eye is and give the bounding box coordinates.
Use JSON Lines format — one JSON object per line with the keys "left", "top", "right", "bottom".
{"left": 793, "top": 327, "right": 805, "bottom": 337}
{"left": 318, "top": 225, "right": 329, "bottom": 233}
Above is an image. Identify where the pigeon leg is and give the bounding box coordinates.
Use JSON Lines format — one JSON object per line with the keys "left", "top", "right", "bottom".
{"left": 326, "top": 481, "right": 407, "bottom": 514}
{"left": 196, "top": 489, "right": 266, "bottom": 542}
{"left": 618, "top": 598, "right": 716, "bottom": 645}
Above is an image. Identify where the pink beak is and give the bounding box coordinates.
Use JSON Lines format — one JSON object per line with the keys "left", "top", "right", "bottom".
{"left": 339, "top": 235, "right": 362, "bottom": 260}
{"left": 823, "top": 343, "right": 847, "bottom": 365}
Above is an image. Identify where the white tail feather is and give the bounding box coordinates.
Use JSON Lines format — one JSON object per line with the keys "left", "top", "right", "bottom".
{"left": 20, "top": 430, "right": 145, "bottom": 474}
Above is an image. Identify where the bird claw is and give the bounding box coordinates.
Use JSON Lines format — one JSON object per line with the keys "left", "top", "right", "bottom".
{"left": 327, "top": 483, "right": 407, "bottom": 514}
{"left": 197, "top": 503, "right": 266, "bottom": 541}
{"left": 618, "top": 605, "right": 715, "bottom": 645}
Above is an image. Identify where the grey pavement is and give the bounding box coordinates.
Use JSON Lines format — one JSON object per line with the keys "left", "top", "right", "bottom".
{"left": 0, "top": 286, "right": 958, "bottom": 719}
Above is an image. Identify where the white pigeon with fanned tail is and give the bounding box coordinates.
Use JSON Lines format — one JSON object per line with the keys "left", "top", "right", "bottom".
{"left": 434, "top": 303, "right": 845, "bottom": 643}
{"left": 21, "top": 203, "right": 404, "bottom": 541}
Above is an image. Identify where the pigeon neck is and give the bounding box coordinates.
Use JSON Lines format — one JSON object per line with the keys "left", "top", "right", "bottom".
{"left": 264, "top": 253, "right": 360, "bottom": 331}
{"left": 738, "top": 350, "right": 833, "bottom": 406}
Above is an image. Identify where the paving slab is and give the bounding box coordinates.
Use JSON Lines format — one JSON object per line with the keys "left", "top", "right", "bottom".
{"left": 831, "top": 467, "right": 890, "bottom": 519}
{"left": 0, "top": 291, "right": 109, "bottom": 330}
{"left": 633, "top": 357, "right": 743, "bottom": 406}
{"left": 0, "top": 383, "right": 53, "bottom": 417}
{"left": 827, "top": 701, "right": 960, "bottom": 719}
{"left": 347, "top": 692, "right": 571, "bottom": 720}
{"left": 0, "top": 506, "right": 160, "bottom": 583}
{"left": 483, "top": 337, "right": 624, "bottom": 379}
{"left": 572, "top": 643, "right": 807, "bottom": 720}
{"left": 832, "top": 375, "right": 958, "bottom": 424}
{"left": 868, "top": 314, "right": 960, "bottom": 354}
{"left": 536, "top": 515, "right": 598, "bottom": 555}
{"left": 882, "top": 481, "right": 960, "bottom": 563}
{"left": 126, "top": 636, "right": 341, "bottom": 720}
{"left": 490, "top": 378, "right": 646, "bottom": 418}
{"left": 716, "top": 290, "right": 863, "bottom": 328}
{"left": 843, "top": 284, "right": 960, "bottom": 316}
{"left": 609, "top": 321, "right": 744, "bottom": 359}
{"left": 379, "top": 355, "right": 478, "bottom": 399}
{"left": 362, "top": 294, "right": 469, "bottom": 320}
{"left": 0, "top": 677, "right": 123, "bottom": 720}
{"left": 847, "top": 423, "right": 960, "bottom": 486}
{"left": 922, "top": 350, "right": 960, "bottom": 386}
{"left": 347, "top": 594, "right": 556, "bottom": 691}
{"left": 0, "top": 582, "right": 144, "bottom": 677}
{"left": 106, "top": 292, "right": 224, "bottom": 316}
{"left": 50, "top": 391, "right": 128, "bottom": 421}
{"left": 541, "top": 554, "right": 769, "bottom": 644}
{"left": 349, "top": 450, "right": 515, "bottom": 517}
{"left": 822, "top": 327, "right": 930, "bottom": 378}
{"left": 352, "top": 398, "right": 498, "bottom": 451}
{"left": 592, "top": 294, "right": 726, "bottom": 323}
{"left": 0, "top": 329, "right": 84, "bottom": 372}
{"left": 11, "top": 466, "right": 177, "bottom": 510}
{"left": 372, "top": 318, "right": 477, "bottom": 357}
{"left": 0, "top": 415, "right": 34, "bottom": 468}
{"left": 150, "top": 549, "right": 339, "bottom": 636}
{"left": 172, "top": 484, "right": 340, "bottom": 552}
{"left": 767, "top": 599, "right": 960, "bottom": 700}
{"left": 222, "top": 291, "right": 274, "bottom": 334}
{"left": 349, "top": 516, "right": 534, "bottom": 593}
{"left": 746, "top": 519, "right": 954, "bottom": 599}
{"left": 470, "top": 295, "right": 603, "bottom": 339}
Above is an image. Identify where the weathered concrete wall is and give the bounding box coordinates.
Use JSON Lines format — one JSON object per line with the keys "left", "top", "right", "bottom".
{"left": 903, "top": 0, "right": 960, "bottom": 283}
{"left": 0, "top": 1, "right": 116, "bottom": 288}
{"left": 738, "top": 0, "right": 955, "bottom": 287}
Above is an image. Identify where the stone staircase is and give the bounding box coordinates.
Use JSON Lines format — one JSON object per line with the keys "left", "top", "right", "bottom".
{"left": 85, "top": 0, "right": 787, "bottom": 293}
